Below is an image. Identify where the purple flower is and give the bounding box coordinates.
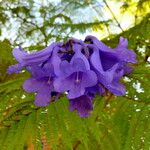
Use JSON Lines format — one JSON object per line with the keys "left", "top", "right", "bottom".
{"left": 23, "top": 77, "right": 52, "bottom": 106}
{"left": 7, "top": 63, "right": 24, "bottom": 74}
{"left": 114, "top": 37, "right": 137, "bottom": 64}
{"left": 7, "top": 35, "right": 137, "bottom": 117}
{"left": 23, "top": 63, "right": 58, "bottom": 106}
{"left": 85, "top": 35, "right": 137, "bottom": 96}
{"left": 89, "top": 45, "right": 126, "bottom": 95}
{"left": 8, "top": 43, "right": 62, "bottom": 106}
{"left": 69, "top": 95, "right": 93, "bottom": 117}
{"left": 85, "top": 35, "right": 137, "bottom": 67}
{"left": 7, "top": 42, "right": 62, "bottom": 74}
{"left": 54, "top": 42, "right": 97, "bottom": 99}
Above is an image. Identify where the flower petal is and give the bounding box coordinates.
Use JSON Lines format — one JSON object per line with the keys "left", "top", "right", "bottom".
{"left": 69, "top": 95, "right": 93, "bottom": 117}
{"left": 23, "top": 78, "right": 50, "bottom": 93}
{"left": 114, "top": 37, "right": 137, "bottom": 63}
{"left": 68, "top": 83, "right": 85, "bottom": 99}
{"left": 118, "top": 37, "right": 128, "bottom": 47}
{"left": 27, "top": 63, "right": 54, "bottom": 79}
{"left": 99, "top": 51, "right": 118, "bottom": 71}
{"left": 85, "top": 35, "right": 112, "bottom": 52}
{"left": 13, "top": 42, "right": 62, "bottom": 66}
{"left": 7, "top": 64, "right": 23, "bottom": 74}
{"left": 90, "top": 47, "right": 103, "bottom": 72}
{"left": 60, "top": 60, "right": 74, "bottom": 77}
{"left": 105, "top": 69, "right": 125, "bottom": 96}
{"left": 107, "top": 83, "right": 126, "bottom": 96}
{"left": 86, "top": 84, "right": 105, "bottom": 96}
{"left": 12, "top": 47, "right": 27, "bottom": 63}
{"left": 34, "top": 88, "right": 51, "bottom": 106}
{"left": 81, "top": 70, "right": 97, "bottom": 87}
{"left": 71, "top": 43, "right": 90, "bottom": 70}
{"left": 72, "top": 58, "right": 87, "bottom": 72}
{"left": 53, "top": 75, "right": 74, "bottom": 92}
{"left": 51, "top": 46, "right": 62, "bottom": 76}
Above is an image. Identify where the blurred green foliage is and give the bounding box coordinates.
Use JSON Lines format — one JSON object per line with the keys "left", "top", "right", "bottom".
{"left": 0, "top": 0, "right": 150, "bottom": 150}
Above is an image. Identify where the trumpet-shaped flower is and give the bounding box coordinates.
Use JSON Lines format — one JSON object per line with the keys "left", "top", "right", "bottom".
{"left": 54, "top": 42, "right": 97, "bottom": 99}
{"left": 7, "top": 35, "right": 137, "bottom": 117}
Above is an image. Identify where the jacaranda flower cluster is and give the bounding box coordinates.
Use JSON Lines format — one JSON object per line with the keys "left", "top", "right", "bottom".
{"left": 8, "top": 35, "right": 137, "bottom": 117}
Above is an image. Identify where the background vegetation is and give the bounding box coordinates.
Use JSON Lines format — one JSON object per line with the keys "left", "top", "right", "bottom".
{"left": 0, "top": 0, "right": 150, "bottom": 149}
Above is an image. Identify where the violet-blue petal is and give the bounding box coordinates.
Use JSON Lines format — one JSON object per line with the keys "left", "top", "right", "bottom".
{"left": 42, "top": 62, "right": 55, "bottom": 77}
{"left": 54, "top": 72, "right": 86, "bottom": 99}
{"left": 24, "top": 42, "right": 61, "bottom": 60}
{"left": 86, "top": 35, "right": 137, "bottom": 64}
{"left": 59, "top": 60, "right": 74, "bottom": 77}
{"left": 59, "top": 57, "right": 90, "bottom": 77}
{"left": 107, "top": 82, "right": 125, "bottom": 96}
{"left": 72, "top": 58, "right": 87, "bottom": 72}
{"left": 117, "top": 62, "right": 133, "bottom": 75}
{"left": 123, "top": 66, "right": 133, "bottom": 74}
{"left": 81, "top": 70, "right": 97, "bottom": 87}
{"left": 69, "top": 95, "right": 93, "bottom": 117}
{"left": 99, "top": 51, "right": 118, "bottom": 71}
{"left": 54, "top": 55, "right": 97, "bottom": 99}
{"left": 118, "top": 37, "right": 128, "bottom": 47}
{"left": 34, "top": 88, "right": 51, "bottom": 106}
{"left": 114, "top": 37, "right": 137, "bottom": 63}
{"left": 71, "top": 43, "right": 90, "bottom": 70}
{"left": 86, "top": 84, "right": 105, "bottom": 96}
{"left": 105, "top": 70, "right": 126, "bottom": 96}
{"left": 12, "top": 47, "right": 27, "bottom": 63}
{"left": 26, "top": 65, "right": 47, "bottom": 79}
{"left": 97, "top": 66, "right": 125, "bottom": 96}
{"left": 85, "top": 35, "right": 112, "bottom": 52}
{"left": 51, "top": 46, "right": 62, "bottom": 76}
{"left": 54, "top": 75, "right": 74, "bottom": 92}
{"left": 90, "top": 48, "right": 115, "bottom": 83}
{"left": 90, "top": 46, "right": 125, "bottom": 95}
{"left": 7, "top": 64, "right": 24, "bottom": 74}
{"left": 23, "top": 77, "right": 52, "bottom": 106}
{"left": 13, "top": 42, "right": 62, "bottom": 66}
{"left": 23, "top": 77, "right": 50, "bottom": 93}
{"left": 68, "top": 83, "right": 85, "bottom": 99}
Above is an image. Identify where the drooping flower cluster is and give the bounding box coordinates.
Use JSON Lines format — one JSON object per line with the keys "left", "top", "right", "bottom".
{"left": 8, "top": 35, "right": 137, "bottom": 117}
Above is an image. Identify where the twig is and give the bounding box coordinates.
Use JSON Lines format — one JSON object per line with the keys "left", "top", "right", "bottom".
{"left": 90, "top": 3, "right": 111, "bottom": 36}
{"left": 103, "top": 0, "right": 124, "bottom": 32}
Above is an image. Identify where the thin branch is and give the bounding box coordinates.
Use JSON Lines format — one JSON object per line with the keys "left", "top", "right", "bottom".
{"left": 19, "top": 16, "right": 48, "bottom": 46}
{"left": 90, "top": 4, "right": 111, "bottom": 36}
{"left": 103, "top": 0, "right": 124, "bottom": 32}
